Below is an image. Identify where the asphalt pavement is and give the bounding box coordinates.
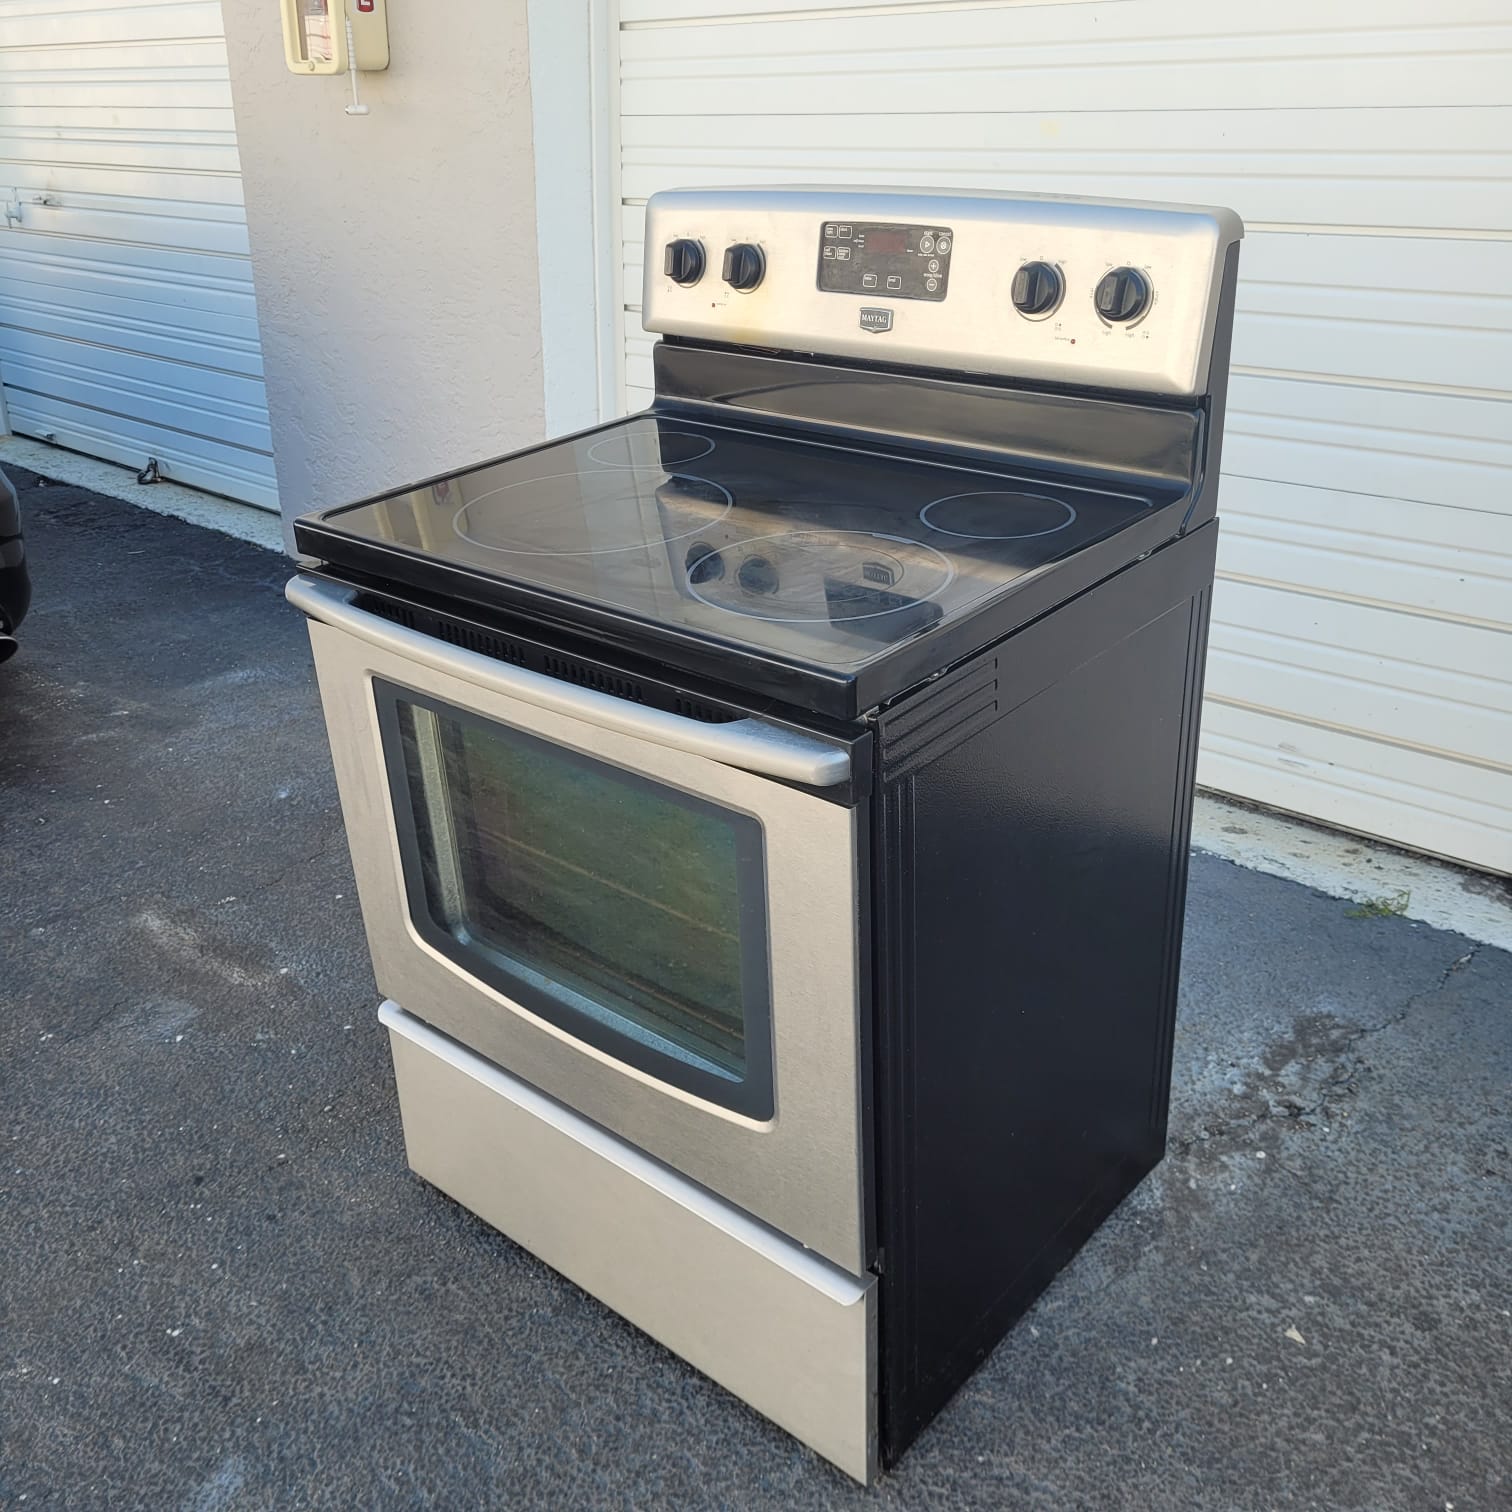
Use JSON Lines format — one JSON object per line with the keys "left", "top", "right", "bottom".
{"left": 2, "top": 470, "right": 1509, "bottom": 1510}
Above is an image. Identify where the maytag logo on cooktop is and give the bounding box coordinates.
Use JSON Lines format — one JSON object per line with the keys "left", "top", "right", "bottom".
{"left": 859, "top": 307, "right": 893, "bottom": 334}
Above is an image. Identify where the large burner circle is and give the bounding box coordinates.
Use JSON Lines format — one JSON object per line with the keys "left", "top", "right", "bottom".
{"left": 920, "top": 490, "right": 1077, "bottom": 541}
{"left": 587, "top": 429, "right": 715, "bottom": 470}
{"left": 454, "top": 471, "right": 731, "bottom": 556}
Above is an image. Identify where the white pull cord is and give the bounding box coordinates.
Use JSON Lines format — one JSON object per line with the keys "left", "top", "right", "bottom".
{"left": 343, "top": 14, "right": 369, "bottom": 115}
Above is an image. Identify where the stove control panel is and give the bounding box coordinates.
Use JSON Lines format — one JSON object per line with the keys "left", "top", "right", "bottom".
{"left": 817, "top": 221, "right": 953, "bottom": 302}
{"left": 643, "top": 187, "right": 1243, "bottom": 398}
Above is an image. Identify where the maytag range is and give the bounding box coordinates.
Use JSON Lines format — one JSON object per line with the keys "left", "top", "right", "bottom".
{"left": 288, "top": 186, "right": 1241, "bottom": 1482}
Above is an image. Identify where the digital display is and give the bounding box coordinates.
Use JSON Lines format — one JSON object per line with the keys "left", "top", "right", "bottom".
{"left": 818, "top": 221, "right": 950, "bottom": 302}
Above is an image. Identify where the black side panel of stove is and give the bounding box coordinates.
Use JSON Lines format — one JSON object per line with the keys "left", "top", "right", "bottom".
{"left": 871, "top": 522, "right": 1216, "bottom": 1466}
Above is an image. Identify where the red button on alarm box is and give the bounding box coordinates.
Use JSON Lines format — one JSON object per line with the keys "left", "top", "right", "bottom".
{"left": 356, "top": 0, "right": 374, "bottom": 10}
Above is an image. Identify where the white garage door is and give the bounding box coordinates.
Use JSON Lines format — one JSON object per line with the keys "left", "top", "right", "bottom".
{"left": 0, "top": 0, "right": 276, "bottom": 509}
{"left": 614, "top": 0, "right": 1512, "bottom": 875}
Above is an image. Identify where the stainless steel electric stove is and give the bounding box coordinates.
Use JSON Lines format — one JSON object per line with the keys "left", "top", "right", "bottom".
{"left": 288, "top": 186, "right": 1243, "bottom": 1482}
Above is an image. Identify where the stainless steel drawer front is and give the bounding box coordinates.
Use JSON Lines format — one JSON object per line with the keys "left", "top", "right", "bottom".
{"left": 383, "top": 1003, "right": 878, "bottom": 1484}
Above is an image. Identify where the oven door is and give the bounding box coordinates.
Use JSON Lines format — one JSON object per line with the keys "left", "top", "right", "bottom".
{"left": 289, "top": 576, "right": 869, "bottom": 1275}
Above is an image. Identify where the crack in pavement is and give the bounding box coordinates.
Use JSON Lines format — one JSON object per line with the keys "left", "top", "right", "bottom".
{"left": 231, "top": 835, "right": 350, "bottom": 902}
{"left": 1170, "top": 942, "right": 1483, "bottom": 1159}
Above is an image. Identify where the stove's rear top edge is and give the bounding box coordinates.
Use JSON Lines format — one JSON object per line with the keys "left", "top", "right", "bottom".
{"left": 650, "top": 341, "right": 1203, "bottom": 495}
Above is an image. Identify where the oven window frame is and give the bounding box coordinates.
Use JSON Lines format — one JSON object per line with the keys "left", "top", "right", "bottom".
{"left": 373, "top": 679, "right": 777, "bottom": 1120}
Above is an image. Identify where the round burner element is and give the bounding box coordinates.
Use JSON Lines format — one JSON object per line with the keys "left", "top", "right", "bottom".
{"left": 454, "top": 471, "right": 731, "bottom": 556}
{"left": 920, "top": 490, "right": 1077, "bottom": 541}
{"left": 587, "top": 429, "right": 714, "bottom": 470}
{"left": 685, "top": 529, "right": 955, "bottom": 625}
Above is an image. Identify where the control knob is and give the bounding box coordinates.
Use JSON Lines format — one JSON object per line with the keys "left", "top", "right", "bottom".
{"left": 663, "top": 238, "right": 705, "bottom": 286}
{"left": 1010, "top": 261, "right": 1063, "bottom": 317}
{"left": 722, "top": 242, "right": 766, "bottom": 292}
{"left": 1094, "top": 266, "right": 1152, "bottom": 324}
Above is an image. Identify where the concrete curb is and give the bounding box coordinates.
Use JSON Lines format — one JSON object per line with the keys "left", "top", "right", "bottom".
{"left": 0, "top": 435, "right": 284, "bottom": 552}
{"left": 1193, "top": 791, "right": 1511, "bottom": 952}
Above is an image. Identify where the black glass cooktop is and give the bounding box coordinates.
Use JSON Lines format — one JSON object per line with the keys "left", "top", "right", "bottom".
{"left": 296, "top": 413, "right": 1186, "bottom": 716}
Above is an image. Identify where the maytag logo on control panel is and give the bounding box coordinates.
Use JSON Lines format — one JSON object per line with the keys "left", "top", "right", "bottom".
{"left": 859, "top": 307, "right": 893, "bottom": 334}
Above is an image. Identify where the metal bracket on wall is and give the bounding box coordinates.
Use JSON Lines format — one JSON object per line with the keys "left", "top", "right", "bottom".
{"left": 5, "top": 195, "right": 59, "bottom": 226}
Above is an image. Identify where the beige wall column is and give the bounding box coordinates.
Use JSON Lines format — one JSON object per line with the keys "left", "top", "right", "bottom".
{"left": 220, "top": 0, "right": 548, "bottom": 543}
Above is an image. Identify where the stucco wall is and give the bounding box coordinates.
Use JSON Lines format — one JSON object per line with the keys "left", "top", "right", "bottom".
{"left": 219, "top": 0, "right": 546, "bottom": 542}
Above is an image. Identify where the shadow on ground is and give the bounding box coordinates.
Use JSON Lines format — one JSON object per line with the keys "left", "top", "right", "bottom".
{"left": 2, "top": 474, "right": 1509, "bottom": 1510}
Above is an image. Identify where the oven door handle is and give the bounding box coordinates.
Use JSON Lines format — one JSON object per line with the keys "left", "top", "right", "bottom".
{"left": 287, "top": 575, "right": 853, "bottom": 787}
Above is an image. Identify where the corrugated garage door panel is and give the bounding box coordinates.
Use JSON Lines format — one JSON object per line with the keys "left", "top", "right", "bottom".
{"left": 0, "top": 0, "right": 277, "bottom": 508}
{"left": 615, "top": 0, "right": 1512, "bottom": 873}
{"left": 617, "top": 0, "right": 1512, "bottom": 116}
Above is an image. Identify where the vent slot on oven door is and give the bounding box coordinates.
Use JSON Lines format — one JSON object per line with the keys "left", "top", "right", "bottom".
{"left": 542, "top": 655, "right": 645, "bottom": 703}
{"left": 436, "top": 619, "right": 527, "bottom": 666}
{"left": 352, "top": 590, "right": 740, "bottom": 725}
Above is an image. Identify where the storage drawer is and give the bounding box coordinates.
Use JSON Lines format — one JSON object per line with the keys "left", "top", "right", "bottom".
{"left": 381, "top": 1002, "right": 878, "bottom": 1483}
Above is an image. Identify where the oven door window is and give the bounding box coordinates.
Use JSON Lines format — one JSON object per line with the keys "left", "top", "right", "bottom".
{"left": 376, "top": 684, "right": 774, "bottom": 1118}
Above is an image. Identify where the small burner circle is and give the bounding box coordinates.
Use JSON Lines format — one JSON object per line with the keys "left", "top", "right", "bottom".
{"left": 920, "top": 490, "right": 1077, "bottom": 541}
{"left": 453, "top": 471, "right": 732, "bottom": 557}
{"left": 587, "top": 429, "right": 715, "bottom": 470}
{"left": 685, "top": 529, "right": 955, "bottom": 624}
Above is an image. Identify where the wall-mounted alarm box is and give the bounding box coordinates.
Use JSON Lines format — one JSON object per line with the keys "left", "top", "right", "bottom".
{"left": 282, "top": 0, "right": 389, "bottom": 74}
